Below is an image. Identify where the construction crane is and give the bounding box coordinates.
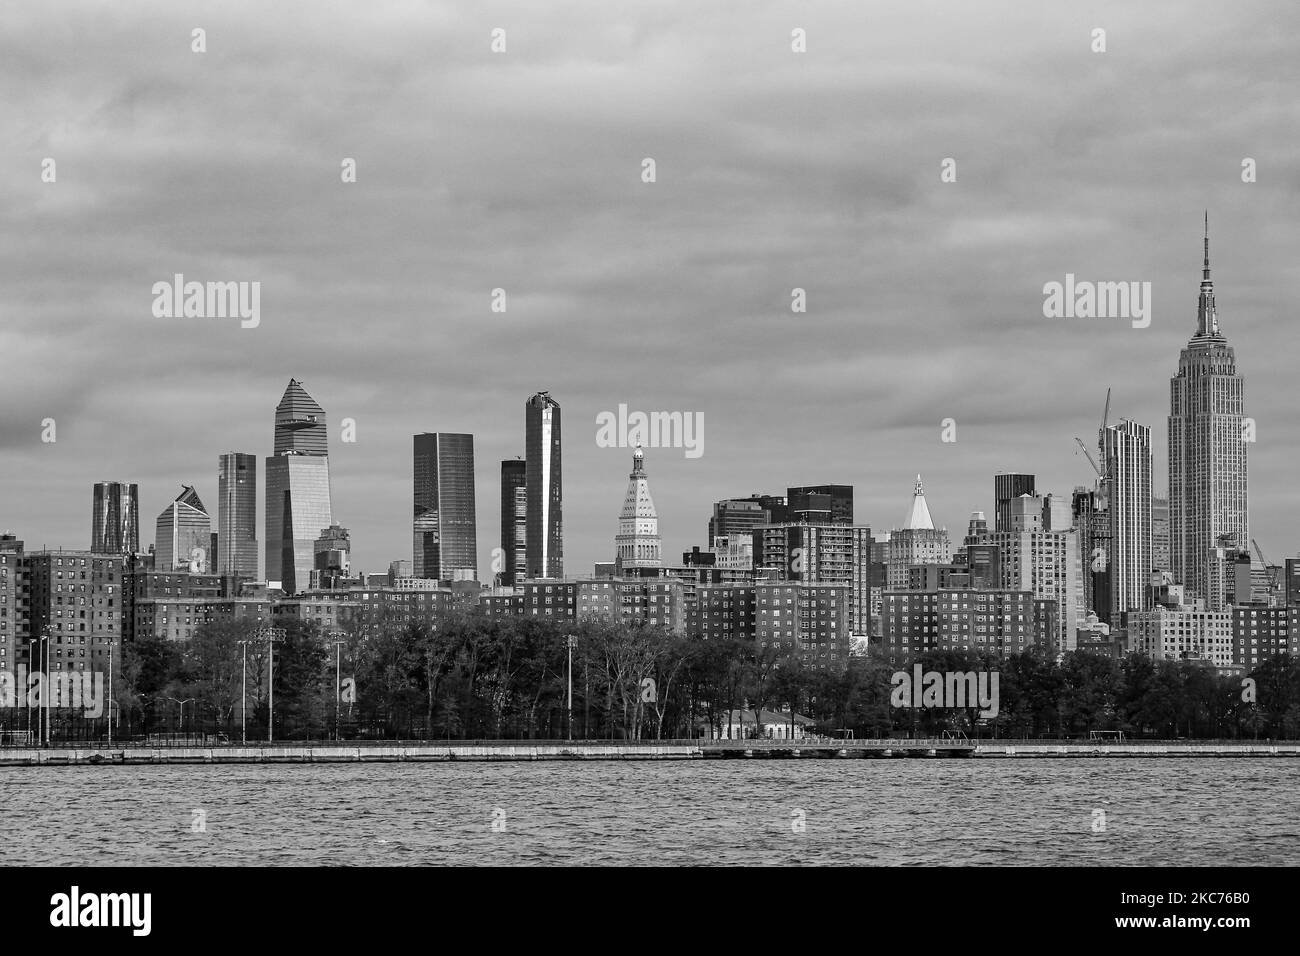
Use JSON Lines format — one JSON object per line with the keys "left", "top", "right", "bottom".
{"left": 1250, "top": 538, "right": 1282, "bottom": 598}
{"left": 1073, "top": 387, "right": 1112, "bottom": 487}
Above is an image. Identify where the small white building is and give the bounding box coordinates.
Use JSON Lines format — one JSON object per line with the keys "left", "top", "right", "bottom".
{"left": 713, "top": 709, "right": 815, "bottom": 741}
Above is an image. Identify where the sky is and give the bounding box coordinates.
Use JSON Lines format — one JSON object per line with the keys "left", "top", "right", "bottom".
{"left": 3, "top": 1, "right": 1300, "bottom": 578}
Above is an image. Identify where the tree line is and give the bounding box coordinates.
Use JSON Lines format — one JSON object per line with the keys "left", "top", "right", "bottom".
{"left": 10, "top": 614, "right": 1299, "bottom": 741}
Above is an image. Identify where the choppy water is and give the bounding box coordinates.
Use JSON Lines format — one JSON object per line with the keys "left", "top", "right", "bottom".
{"left": 2, "top": 759, "right": 1297, "bottom": 866}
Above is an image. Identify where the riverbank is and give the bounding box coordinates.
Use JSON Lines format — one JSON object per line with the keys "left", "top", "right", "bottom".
{"left": 4, "top": 739, "right": 1300, "bottom": 764}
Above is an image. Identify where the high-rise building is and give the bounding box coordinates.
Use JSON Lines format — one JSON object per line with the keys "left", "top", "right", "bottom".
{"left": 1169, "top": 217, "right": 1249, "bottom": 604}
{"left": 994, "top": 474, "right": 1035, "bottom": 532}
{"left": 708, "top": 497, "right": 781, "bottom": 546}
{"left": 91, "top": 481, "right": 139, "bottom": 554}
{"left": 1104, "top": 420, "right": 1153, "bottom": 624}
{"left": 987, "top": 493, "right": 1083, "bottom": 652}
{"left": 1151, "top": 493, "right": 1170, "bottom": 573}
{"left": 412, "top": 433, "right": 478, "bottom": 581}
{"left": 218, "top": 452, "right": 258, "bottom": 580}
{"left": 155, "top": 485, "right": 211, "bottom": 572}
{"left": 265, "top": 379, "right": 333, "bottom": 594}
{"left": 312, "top": 524, "right": 352, "bottom": 590}
{"left": 887, "top": 476, "right": 951, "bottom": 589}
{"left": 752, "top": 523, "right": 873, "bottom": 636}
{"left": 0, "top": 534, "right": 24, "bottom": 673}
{"left": 525, "top": 391, "right": 563, "bottom": 578}
{"left": 787, "top": 485, "right": 853, "bottom": 525}
{"left": 615, "top": 446, "right": 662, "bottom": 571}
{"left": 500, "top": 459, "right": 527, "bottom": 586}
{"left": 1073, "top": 485, "right": 1111, "bottom": 620}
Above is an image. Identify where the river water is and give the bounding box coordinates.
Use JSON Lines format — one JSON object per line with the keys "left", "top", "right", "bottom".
{"left": 2, "top": 759, "right": 1297, "bottom": 866}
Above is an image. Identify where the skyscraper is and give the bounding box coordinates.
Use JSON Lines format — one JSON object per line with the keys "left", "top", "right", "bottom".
{"left": 1169, "top": 217, "right": 1249, "bottom": 604}
{"left": 91, "top": 481, "right": 139, "bottom": 554}
{"left": 265, "top": 379, "right": 333, "bottom": 594}
{"left": 615, "top": 446, "right": 661, "bottom": 570}
{"left": 155, "top": 485, "right": 212, "bottom": 572}
{"left": 500, "top": 459, "right": 527, "bottom": 586}
{"left": 1104, "top": 420, "right": 1153, "bottom": 623}
{"left": 994, "top": 474, "right": 1036, "bottom": 533}
{"left": 525, "top": 391, "right": 563, "bottom": 578}
{"left": 413, "top": 432, "right": 478, "bottom": 580}
{"left": 887, "top": 475, "right": 952, "bottom": 589}
{"left": 218, "top": 452, "right": 258, "bottom": 580}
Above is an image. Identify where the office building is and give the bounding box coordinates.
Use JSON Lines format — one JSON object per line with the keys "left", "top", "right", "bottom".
{"left": 91, "top": 481, "right": 139, "bottom": 554}
{"left": 500, "top": 459, "right": 526, "bottom": 586}
{"left": 994, "top": 474, "right": 1035, "bottom": 532}
{"left": 614, "top": 446, "right": 662, "bottom": 570}
{"left": 1168, "top": 217, "right": 1249, "bottom": 604}
{"left": 265, "top": 379, "right": 333, "bottom": 594}
{"left": 217, "top": 452, "right": 258, "bottom": 580}
{"left": 155, "top": 485, "right": 211, "bottom": 573}
{"left": 525, "top": 391, "right": 563, "bottom": 579}
{"left": 412, "top": 432, "right": 478, "bottom": 581}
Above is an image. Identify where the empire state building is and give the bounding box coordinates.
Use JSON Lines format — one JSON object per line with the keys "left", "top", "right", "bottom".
{"left": 1168, "top": 216, "right": 1249, "bottom": 606}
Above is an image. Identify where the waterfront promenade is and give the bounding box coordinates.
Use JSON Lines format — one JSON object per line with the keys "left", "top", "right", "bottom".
{"left": 3, "top": 738, "right": 1300, "bottom": 765}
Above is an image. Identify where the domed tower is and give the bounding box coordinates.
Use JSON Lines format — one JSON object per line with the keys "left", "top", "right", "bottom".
{"left": 614, "top": 446, "right": 662, "bottom": 571}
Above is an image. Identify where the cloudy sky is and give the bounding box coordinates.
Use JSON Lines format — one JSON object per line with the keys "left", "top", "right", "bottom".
{"left": 3, "top": 1, "right": 1299, "bottom": 577}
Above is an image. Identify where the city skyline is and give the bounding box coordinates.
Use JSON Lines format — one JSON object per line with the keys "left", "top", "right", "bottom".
{"left": 4, "top": 2, "right": 1300, "bottom": 578}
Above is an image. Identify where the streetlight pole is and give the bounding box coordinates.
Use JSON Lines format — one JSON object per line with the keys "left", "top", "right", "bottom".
{"left": 330, "top": 637, "right": 345, "bottom": 741}
{"left": 259, "top": 626, "right": 285, "bottom": 744}
{"left": 565, "top": 635, "right": 576, "bottom": 741}
{"left": 236, "top": 639, "right": 251, "bottom": 745}
{"left": 26, "top": 638, "right": 35, "bottom": 743}
{"left": 41, "top": 628, "right": 51, "bottom": 748}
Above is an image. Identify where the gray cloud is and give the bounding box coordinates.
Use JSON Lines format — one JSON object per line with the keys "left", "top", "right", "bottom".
{"left": 2, "top": 0, "right": 1298, "bottom": 574}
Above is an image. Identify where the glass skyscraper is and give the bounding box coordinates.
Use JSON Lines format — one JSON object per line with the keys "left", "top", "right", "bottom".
{"left": 218, "top": 452, "right": 258, "bottom": 580}
{"left": 91, "top": 481, "right": 139, "bottom": 554}
{"left": 1168, "top": 218, "right": 1248, "bottom": 606}
{"left": 500, "top": 458, "right": 526, "bottom": 585}
{"left": 155, "top": 485, "right": 212, "bottom": 572}
{"left": 265, "top": 379, "right": 333, "bottom": 594}
{"left": 413, "top": 432, "right": 478, "bottom": 580}
{"left": 525, "top": 391, "right": 563, "bottom": 579}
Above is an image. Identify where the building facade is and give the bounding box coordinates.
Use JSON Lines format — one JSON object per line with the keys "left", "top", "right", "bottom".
{"left": 525, "top": 392, "right": 563, "bottom": 579}
{"left": 614, "top": 446, "right": 661, "bottom": 570}
{"left": 1168, "top": 219, "right": 1249, "bottom": 605}
{"left": 1104, "top": 420, "right": 1153, "bottom": 624}
{"left": 91, "top": 481, "right": 139, "bottom": 554}
{"left": 499, "top": 459, "right": 527, "bottom": 586}
{"left": 155, "top": 485, "right": 211, "bottom": 573}
{"left": 218, "top": 452, "right": 258, "bottom": 580}
{"left": 887, "top": 476, "right": 952, "bottom": 589}
{"left": 412, "top": 432, "right": 478, "bottom": 581}
{"left": 265, "top": 379, "right": 334, "bottom": 594}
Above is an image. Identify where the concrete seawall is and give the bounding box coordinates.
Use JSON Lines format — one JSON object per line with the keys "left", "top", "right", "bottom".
{"left": 3, "top": 741, "right": 1298, "bottom": 765}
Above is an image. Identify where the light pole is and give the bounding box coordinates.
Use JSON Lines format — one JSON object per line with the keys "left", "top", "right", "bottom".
{"left": 258, "top": 626, "right": 286, "bottom": 743}
{"left": 329, "top": 636, "right": 345, "bottom": 741}
{"left": 165, "top": 697, "right": 196, "bottom": 732}
{"left": 40, "top": 627, "right": 52, "bottom": 747}
{"left": 93, "top": 637, "right": 115, "bottom": 746}
{"left": 565, "top": 634, "right": 577, "bottom": 741}
{"left": 236, "top": 639, "right": 252, "bottom": 744}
